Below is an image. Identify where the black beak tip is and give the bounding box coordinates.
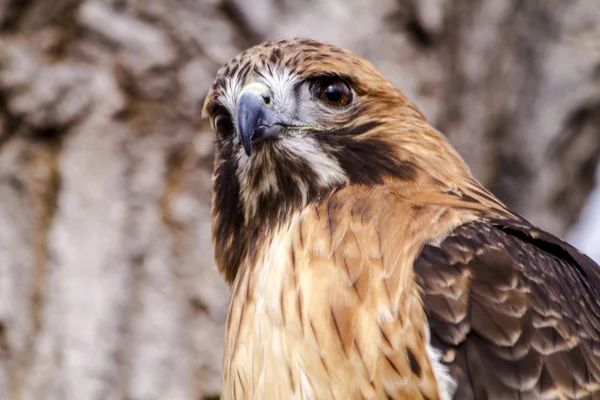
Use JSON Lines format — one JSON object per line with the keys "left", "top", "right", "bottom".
{"left": 242, "top": 138, "right": 252, "bottom": 156}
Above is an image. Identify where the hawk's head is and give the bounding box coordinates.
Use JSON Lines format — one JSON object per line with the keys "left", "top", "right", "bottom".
{"left": 204, "top": 38, "right": 471, "bottom": 282}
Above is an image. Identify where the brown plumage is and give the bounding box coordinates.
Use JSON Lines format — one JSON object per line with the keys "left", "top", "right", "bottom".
{"left": 204, "top": 38, "right": 600, "bottom": 399}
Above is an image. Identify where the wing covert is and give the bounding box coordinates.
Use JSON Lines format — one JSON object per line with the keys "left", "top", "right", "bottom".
{"left": 414, "top": 219, "right": 600, "bottom": 399}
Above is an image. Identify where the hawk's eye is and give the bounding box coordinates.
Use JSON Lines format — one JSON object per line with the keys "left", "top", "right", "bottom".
{"left": 315, "top": 78, "right": 352, "bottom": 107}
{"left": 214, "top": 113, "right": 234, "bottom": 137}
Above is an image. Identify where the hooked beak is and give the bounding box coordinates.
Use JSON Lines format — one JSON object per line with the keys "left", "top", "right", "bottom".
{"left": 236, "top": 83, "right": 284, "bottom": 156}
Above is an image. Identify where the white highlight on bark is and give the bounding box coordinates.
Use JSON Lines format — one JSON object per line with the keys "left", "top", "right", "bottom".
{"left": 568, "top": 163, "right": 600, "bottom": 263}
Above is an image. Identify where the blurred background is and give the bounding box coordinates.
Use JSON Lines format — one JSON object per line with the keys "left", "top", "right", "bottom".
{"left": 0, "top": 0, "right": 599, "bottom": 399}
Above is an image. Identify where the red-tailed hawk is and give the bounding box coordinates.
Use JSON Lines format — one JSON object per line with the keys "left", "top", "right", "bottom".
{"left": 203, "top": 38, "right": 600, "bottom": 399}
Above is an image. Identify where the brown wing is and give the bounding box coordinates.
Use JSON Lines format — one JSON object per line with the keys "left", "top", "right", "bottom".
{"left": 414, "top": 217, "right": 600, "bottom": 399}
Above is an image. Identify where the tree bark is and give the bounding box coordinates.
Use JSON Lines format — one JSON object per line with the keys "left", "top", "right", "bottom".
{"left": 0, "top": 0, "right": 599, "bottom": 399}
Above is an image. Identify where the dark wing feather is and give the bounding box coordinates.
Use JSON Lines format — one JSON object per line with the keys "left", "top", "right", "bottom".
{"left": 414, "top": 218, "right": 600, "bottom": 399}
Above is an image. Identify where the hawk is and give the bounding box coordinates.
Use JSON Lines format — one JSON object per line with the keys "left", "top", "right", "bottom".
{"left": 203, "top": 38, "right": 600, "bottom": 399}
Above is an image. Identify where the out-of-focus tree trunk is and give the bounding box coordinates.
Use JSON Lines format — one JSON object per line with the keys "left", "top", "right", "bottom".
{"left": 0, "top": 0, "right": 599, "bottom": 399}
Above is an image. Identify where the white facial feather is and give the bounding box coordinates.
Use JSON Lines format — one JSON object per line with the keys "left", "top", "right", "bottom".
{"left": 222, "top": 64, "right": 299, "bottom": 118}
{"left": 230, "top": 65, "right": 347, "bottom": 219}
{"left": 222, "top": 73, "right": 242, "bottom": 116}
{"left": 235, "top": 134, "right": 346, "bottom": 220}
{"left": 281, "top": 135, "right": 346, "bottom": 187}
{"left": 258, "top": 66, "right": 299, "bottom": 117}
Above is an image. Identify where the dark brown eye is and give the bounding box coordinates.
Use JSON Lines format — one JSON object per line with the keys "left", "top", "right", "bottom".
{"left": 315, "top": 78, "right": 352, "bottom": 107}
{"left": 214, "top": 113, "right": 234, "bottom": 137}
